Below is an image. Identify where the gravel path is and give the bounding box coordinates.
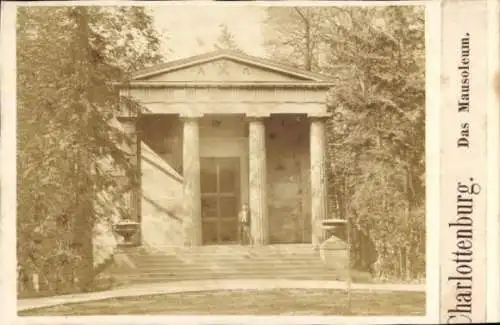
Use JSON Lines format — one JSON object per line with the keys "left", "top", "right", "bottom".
{"left": 18, "top": 278, "right": 425, "bottom": 312}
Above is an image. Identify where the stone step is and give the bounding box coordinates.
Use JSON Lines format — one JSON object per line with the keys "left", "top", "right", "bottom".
{"left": 110, "top": 267, "right": 368, "bottom": 284}
{"left": 127, "top": 250, "right": 323, "bottom": 256}
{"left": 125, "top": 244, "right": 319, "bottom": 255}
{"left": 113, "top": 276, "right": 343, "bottom": 286}
{"left": 114, "top": 276, "right": 342, "bottom": 284}
{"left": 116, "top": 273, "right": 336, "bottom": 282}
{"left": 123, "top": 259, "right": 343, "bottom": 272}
{"left": 127, "top": 257, "right": 346, "bottom": 269}
{"left": 111, "top": 268, "right": 369, "bottom": 283}
{"left": 113, "top": 272, "right": 343, "bottom": 282}
{"left": 106, "top": 244, "right": 360, "bottom": 286}
{"left": 126, "top": 255, "right": 328, "bottom": 264}
{"left": 110, "top": 257, "right": 333, "bottom": 268}
{"left": 113, "top": 263, "right": 332, "bottom": 274}
{"left": 125, "top": 249, "right": 336, "bottom": 259}
{"left": 114, "top": 245, "right": 346, "bottom": 270}
{"left": 115, "top": 268, "right": 338, "bottom": 277}
{"left": 122, "top": 263, "right": 330, "bottom": 271}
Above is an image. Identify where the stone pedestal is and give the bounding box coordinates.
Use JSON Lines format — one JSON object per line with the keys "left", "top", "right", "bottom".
{"left": 310, "top": 116, "right": 328, "bottom": 247}
{"left": 182, "top": 116, "right": 202, "bottom": 246}
{"left": 248, "top": 117, "right": 269, "bottom": 245}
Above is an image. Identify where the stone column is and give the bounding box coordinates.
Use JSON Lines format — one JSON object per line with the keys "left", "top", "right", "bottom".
{"left": 248, "top": 116, "right": 269, "bottom": 245}
{"left": 182, "top": 116, "right": 202, "bottom": 246}
{"left": 310, "top": 116, "right": 329, "bottom": 248}
{"left": 121, "top": 118, "right": 141, "bottom": 245}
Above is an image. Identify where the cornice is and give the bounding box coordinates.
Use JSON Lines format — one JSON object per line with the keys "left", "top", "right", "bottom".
{"left": 130, "top": 50, "right": 335, "bottom": 82}
{"left": 113, "top": 81, "right": 336, "bottom": 89}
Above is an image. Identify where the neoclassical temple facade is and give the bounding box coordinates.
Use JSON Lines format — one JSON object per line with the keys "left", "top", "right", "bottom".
{"left": 116, "top": 50, "right": 335, "bottom": 248}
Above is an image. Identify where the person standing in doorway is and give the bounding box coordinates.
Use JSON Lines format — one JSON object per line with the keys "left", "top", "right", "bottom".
{"left": 238, "top": 203, "right": 251, "bottom": 245}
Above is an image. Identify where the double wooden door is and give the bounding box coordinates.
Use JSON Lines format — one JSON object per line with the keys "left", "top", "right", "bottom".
{"left": 200, "top": 157, "right": 241, "bottom": 244}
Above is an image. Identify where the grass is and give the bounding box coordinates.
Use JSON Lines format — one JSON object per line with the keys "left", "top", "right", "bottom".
{"left": 20, "top": 289, "right": 425, "bottom": 316}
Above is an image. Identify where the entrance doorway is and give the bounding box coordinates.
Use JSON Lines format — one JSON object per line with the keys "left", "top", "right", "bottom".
{"left": 200, "top": 157, "right": 241, "bottom": 244}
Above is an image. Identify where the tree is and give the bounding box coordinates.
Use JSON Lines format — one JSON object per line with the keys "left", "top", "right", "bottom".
{"left": 17, "top": 6, "right": 163, "bottom": 294}
{"left": 263, "top": 7, "right": 326, "bottom": 71}
{"left": 322, "top": 6, "right": 425, "bottom": 280}
{"left": 214, "top": 23, "right": 242, "bottom": 52}
{"left": 264, "top": 6, "right": 425, "bottom": 280}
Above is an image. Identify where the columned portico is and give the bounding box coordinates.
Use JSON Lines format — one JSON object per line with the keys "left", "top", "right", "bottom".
{"left": 118, "top": 50, "right": 337, "bottom": 249}
{"left": 182, "top": 115, "right": 203, "bottom": 246}
{"left": 310, "top": 116, "right": 329, "bottom": 247}
{"left": 248, "top": 116, "right": 269, "bottom": 245}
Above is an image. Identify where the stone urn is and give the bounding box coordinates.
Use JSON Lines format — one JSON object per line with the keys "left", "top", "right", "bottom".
{"left": 113, "top": 220, "right": 140, "bottom": 246}
{"left": 321, "top": 218, "right": 347, "bottom": 239}
{"left": 319, "top": 219, "right": 349, "bottom": 268}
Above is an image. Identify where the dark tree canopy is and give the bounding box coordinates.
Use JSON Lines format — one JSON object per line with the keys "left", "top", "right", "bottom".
{"left": 17, "top": 6, "right": 164, "bottom": 294}
{"left": 264, "top": 6, "right": 425, "bottom": 280}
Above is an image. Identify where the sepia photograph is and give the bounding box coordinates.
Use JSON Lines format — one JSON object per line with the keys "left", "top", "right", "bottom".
{"left": 9, "top": 0, "right": 428, "bottom": 320}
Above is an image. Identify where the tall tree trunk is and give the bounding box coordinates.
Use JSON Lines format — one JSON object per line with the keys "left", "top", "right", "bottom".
{"left": 71, "top": 7, "right": 94, "bottom": 292}
{"left": 72, "top": 153, "right": 94, "bottom": 292}
{"left": 305, "top": 21, "right": 312, "bottom": 71}
{"left": 294, "top": 8, "right": 313, "bottom": 71}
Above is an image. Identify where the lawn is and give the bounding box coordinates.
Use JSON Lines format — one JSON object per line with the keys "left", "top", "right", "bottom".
{"left": 20, "top": 289, "right": 425, "bottom": 316}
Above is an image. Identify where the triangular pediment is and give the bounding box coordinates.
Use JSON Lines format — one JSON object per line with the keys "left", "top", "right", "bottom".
{"left": 130, "top": 50, "right": 332, "bottom": 83}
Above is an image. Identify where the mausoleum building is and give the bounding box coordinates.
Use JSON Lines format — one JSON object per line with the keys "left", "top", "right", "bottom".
{"left": 116, "top": 50, "right": 335, "bottom": 249}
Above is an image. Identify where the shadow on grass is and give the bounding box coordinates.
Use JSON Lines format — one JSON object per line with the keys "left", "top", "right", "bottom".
{"left": 20, "top": 288, "right": 425, "bottom": 316}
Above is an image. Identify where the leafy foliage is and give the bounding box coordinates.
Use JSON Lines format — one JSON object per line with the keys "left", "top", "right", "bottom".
{"left": 264, "top": 6, "right": 425, "bottom": 280}
{"left": 17, "top": 6, "right": 163, "bottom": 294}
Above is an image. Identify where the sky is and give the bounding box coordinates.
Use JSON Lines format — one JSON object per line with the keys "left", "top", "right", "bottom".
{"left": 150, "top": 5, "right": 268, "bottom": 60}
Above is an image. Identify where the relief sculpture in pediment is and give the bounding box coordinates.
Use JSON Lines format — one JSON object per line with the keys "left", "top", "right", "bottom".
{"left": 138, "top": 57, "right": 310, "bottom": 82}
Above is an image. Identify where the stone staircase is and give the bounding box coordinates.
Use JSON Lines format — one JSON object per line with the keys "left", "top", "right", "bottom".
{"left": 105, "top": 244, "right": 371, "bottom": 285}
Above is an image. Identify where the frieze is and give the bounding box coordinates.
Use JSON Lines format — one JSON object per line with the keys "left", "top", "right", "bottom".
{"left": 126, "top": 87, "right": 327, "bottom": 104}
{"left": 123, "top": 102, "right": 326, "bottom": 116}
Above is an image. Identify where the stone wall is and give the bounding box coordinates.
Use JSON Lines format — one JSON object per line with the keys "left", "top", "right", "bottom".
{"left": 140, "top": 141, "right": 185, "bottom": 249}
{"left": 266, "top": 115, "right": 311, "bottom": 243}
{"left": 92, "top": 136, "right": 184, "bottom": 263}
{"left": 139, "top": 115, "right": 183, "bottom": 175}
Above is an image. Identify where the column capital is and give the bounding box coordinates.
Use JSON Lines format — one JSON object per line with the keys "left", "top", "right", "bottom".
{"left": 308, "top": 112, "right": 332, "bottom": 121}
{"left": 246, "top": 112, "right": 270, "bottom": 117}
{"left": 246, "top": 117, "right": 266, "bottom": 123}
{"left": 246, "top": 113, "right": 269, "bottom": 123}
{"left": 179, "top": 111, "right": 204, "bottom": 118}
{"left": 180, "top": 116, "right": 202, "bottom": 123}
